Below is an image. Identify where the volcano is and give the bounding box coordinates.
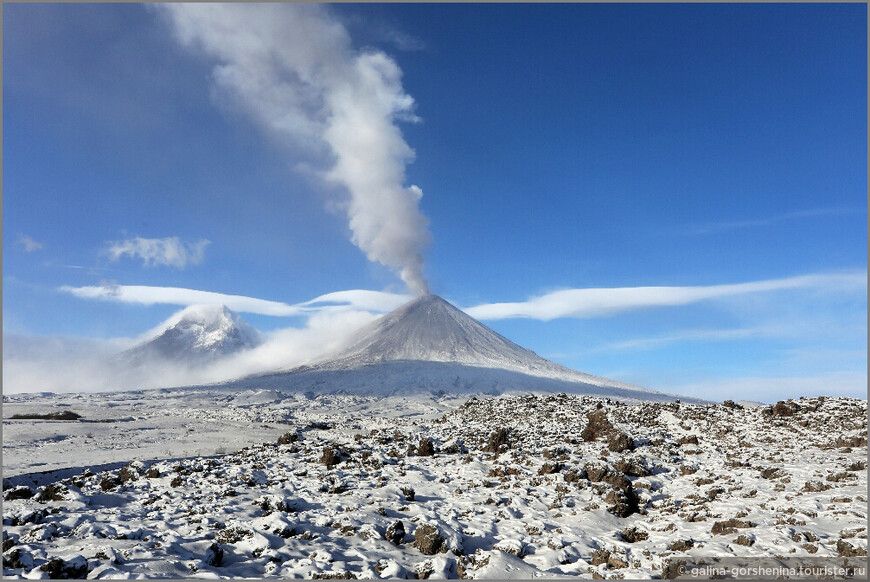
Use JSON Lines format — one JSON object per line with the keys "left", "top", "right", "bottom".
{"left": 117, "top": 304, "right": 263, "bottom": 368}
{"left": 227, "top": 294, "right": 685, "bottom": 402}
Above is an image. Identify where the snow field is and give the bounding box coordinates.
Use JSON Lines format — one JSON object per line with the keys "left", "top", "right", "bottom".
{"left": 3, "top": 393, "right": 867, "bottom": 579}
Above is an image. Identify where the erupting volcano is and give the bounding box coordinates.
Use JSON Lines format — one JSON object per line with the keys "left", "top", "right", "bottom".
{"left": 225, "top": 294, "right": 686, "bottom": 401}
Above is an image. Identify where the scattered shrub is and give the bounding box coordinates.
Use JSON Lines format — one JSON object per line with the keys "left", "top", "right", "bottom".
{"left": 216, "top": 526, "right": 253, "bottom": 544}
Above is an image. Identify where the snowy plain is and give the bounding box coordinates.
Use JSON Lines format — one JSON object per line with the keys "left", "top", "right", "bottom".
{"left": 3, "top": 388, "right": 867, "bottom": 579}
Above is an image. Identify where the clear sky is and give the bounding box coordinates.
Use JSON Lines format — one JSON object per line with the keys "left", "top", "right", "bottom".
{"left": 3, "top": 3, "right": 866, "bottom": 401}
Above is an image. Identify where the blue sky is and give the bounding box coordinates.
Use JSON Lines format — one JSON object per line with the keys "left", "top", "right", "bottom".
{"left": 3, "top": 3, "right": 866, "bottom": 401}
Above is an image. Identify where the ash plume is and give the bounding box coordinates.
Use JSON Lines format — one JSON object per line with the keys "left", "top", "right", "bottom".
{"left": 157, "top": 4, "right": 431, "bottom": 294}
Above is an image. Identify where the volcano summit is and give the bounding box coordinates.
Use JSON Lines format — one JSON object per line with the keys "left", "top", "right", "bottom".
{"left": 227, "top": 294, "right": 686, "bottom": 402}
{"left": 117, "top": 304, "right": 263, "bottom": 368}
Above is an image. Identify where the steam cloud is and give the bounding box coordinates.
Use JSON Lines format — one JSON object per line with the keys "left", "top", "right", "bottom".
{"left": 3, "top": 309, "right": 380, "bottom": 394}
{"left": 157, "top": 4, "right": 431, "bottom": 295}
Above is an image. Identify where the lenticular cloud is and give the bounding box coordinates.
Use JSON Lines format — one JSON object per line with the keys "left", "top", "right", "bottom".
{"left": 157, "top": 4, "right": 431, "bottom": 295}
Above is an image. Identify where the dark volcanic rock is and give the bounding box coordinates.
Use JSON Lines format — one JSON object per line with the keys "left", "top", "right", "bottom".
{"left": 620, "top": 527, "right": 649, "bottom": 543}
{"left": 581, "top": 410, "right": 614, "bottom": 442}
{"left": 321, "top": 447, "right": 341, "bottom": 467}
{"left": 400, "top": 486, "right": 416, "bottom": 501}
{"left": 417, "top": 438, "right": 435, "bottom": 457}
{"left": 607, "top": 431, "right": 635, "bottom": 452}
{"left": 711, "top": 519, "right": 754, "bottom": 535}
{"left": 669, "top": 539, "right": 694, "bottom": 552}
{"left": 35, "top": 483, "right": 67, "bottom": 503}
{"left": 204, "top": 543, "right": 223, "bottom": 567}
{"left": 39, "top": 556, "right": 88, "bottom": 579}
{"left": 413, "top": 524, "right": 444, "bottom": 555}
{"left": 385, "top": 521, "right": 405, "bottom": 545}
{"left": 771, "top": 401, "right": 799, "bottom": 417}
{"left": 837, "top": 539, "right": 868, "bottom": 557}
{"left": 484, "top": 428, "right": 510, "bottom": 454}
{"left": 3, "top": 548, "right": 34, "bottom": 570}
{"left": 605, "top": 487, "right": 640, "bottom": 518}
{"left": 4, "top": 486, "right": 34, "bottom": 501}
{"left": 278, "top": 431, "right": 299, "bottom": 445}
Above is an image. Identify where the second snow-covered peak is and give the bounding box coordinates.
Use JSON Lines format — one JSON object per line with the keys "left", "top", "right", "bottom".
{"left": 121, "top": 304, "right": 263, "bottom": 366}
{"left": 157, "top": 304, "right": 262, "bottom": 351}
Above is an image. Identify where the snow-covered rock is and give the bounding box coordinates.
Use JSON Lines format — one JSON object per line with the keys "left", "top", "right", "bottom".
{"left": 2, "top": 394, "right": 866, "bottom": 579}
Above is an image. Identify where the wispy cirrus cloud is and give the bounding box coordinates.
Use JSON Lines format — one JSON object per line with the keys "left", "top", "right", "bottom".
{"left": 686, "top": 207, "right": 863, "bottom": 235}
{"left": 104, "top": 236, "right": 210, "bottom": 269}
{"left": 17, "top": 234, "right": 44, "bottom": 252}
{"left": 58, "top": 284, "right": 411, "bottom": 318}
{"left": 600, "top": 326, "right": 778, "bottom": 351}
{"left": 465, "top": 271, "right": 866, "bottom": 321}
{"left": 60, "top": 271, "right": 865, "bottom": 322}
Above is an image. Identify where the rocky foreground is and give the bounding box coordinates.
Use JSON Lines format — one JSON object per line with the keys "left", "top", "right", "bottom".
{"left": 3, "top": 394, "right": 867, "bottom": 579}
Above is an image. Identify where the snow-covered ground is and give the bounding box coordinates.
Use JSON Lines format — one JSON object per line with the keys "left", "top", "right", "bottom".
{"left": 3, "top": 390, "right": 867, "bottom": 579}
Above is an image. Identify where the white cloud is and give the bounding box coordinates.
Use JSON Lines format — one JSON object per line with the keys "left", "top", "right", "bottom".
{"left": 156, "top": 4, "right": 431, "bottom": 295}
{"left": 3, "top": 334, "right": 134, "bottom": 394}
{"left": 465, "top": 272, "right": 867, "bottom": 321}
{"left": 58, "top": 284, "right": 411, "bottom": 318}
{"left": 17, "top": 234, "right": 44, "bottom": 252}
{"left": 199, "top": 309, "right": 379, "bottom": 383}
{"left": 26, "top": 284, "right": 409, "bottom": 393}
{"left": 59, "top": 271, "right": 865, "bottom": 324}
{"left": 104, "top": 236, "right": 210, "bottom": 268}
{"left": 2, "top": 304, "right": 382, "bottom": 394}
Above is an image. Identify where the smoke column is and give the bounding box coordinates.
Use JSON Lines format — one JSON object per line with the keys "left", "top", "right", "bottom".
{"left": 158, "top": 4, "right": 431, "bottom": 295}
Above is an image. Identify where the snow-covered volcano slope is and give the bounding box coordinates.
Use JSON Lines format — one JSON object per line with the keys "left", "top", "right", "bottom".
{"left": 228, "top": 295, "right": 690, "bottom": 402}
{"left": 321, "top": 294, "right": 557, "bottom": 370}
{"left": 117, "top": 305, "right": 263, "bottom": 367}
